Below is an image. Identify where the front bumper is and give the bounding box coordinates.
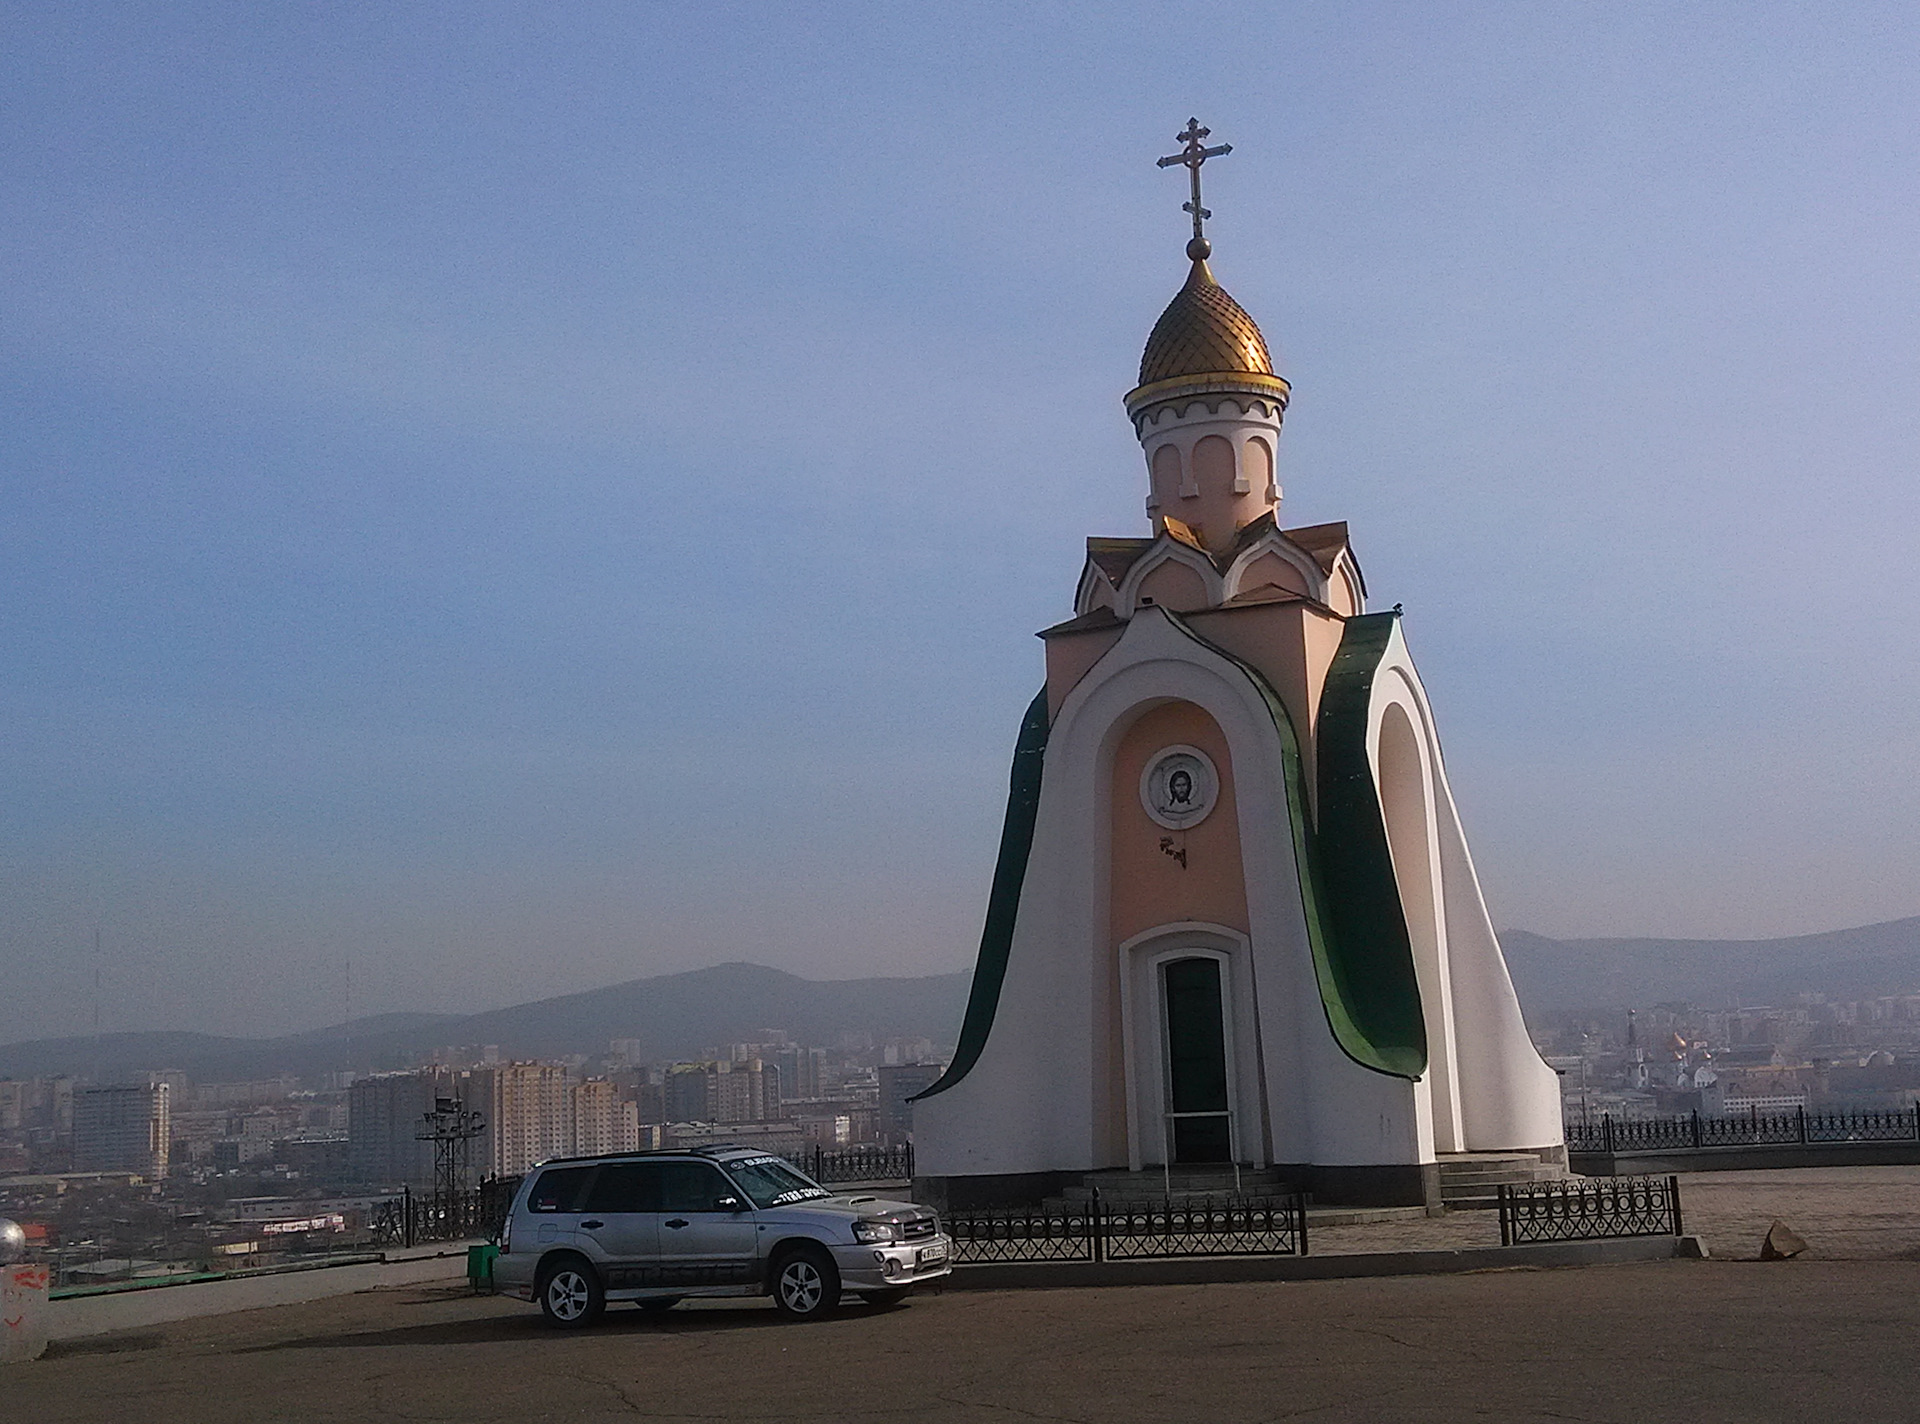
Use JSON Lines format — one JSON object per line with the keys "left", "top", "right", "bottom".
{"left": 832, "top": 1232, "right": 954, "bottom": 1291}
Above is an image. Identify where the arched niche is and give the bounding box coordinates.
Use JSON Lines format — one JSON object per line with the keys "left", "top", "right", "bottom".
{"left": 1245, "top": 436, "right": 1274, "bottom": 498}
{"left": 1193, "top": 435, "right": 1236, "bottom": 496}
{"left": 1151, "top": 444, "right": 1185, "bottom": 506}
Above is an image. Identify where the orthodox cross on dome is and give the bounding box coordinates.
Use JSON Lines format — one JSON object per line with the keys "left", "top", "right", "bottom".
{"left": 1156, "top": 118, "right": 1232, "bottom": 260}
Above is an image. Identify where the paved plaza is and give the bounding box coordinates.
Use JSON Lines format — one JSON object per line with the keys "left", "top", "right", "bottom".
{"left": 13, "top": 1166, "right": 1920, "bottom": 1423}
{"left": 13, "top": 1259, "right": 1918, "bottom": 1423}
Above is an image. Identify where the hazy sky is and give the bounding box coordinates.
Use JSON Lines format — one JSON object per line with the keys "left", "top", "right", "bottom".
{"left": 6, "top": 3, "right": 1920, "bottom": 1043}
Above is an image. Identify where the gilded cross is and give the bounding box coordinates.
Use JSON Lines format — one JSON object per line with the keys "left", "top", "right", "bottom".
{"left": 1157, "top": 118, "right": 1232, "bottom": 255}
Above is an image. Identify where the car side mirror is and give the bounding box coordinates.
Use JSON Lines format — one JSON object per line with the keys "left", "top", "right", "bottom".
{"left": 715, "top": 1195, "right": 746, "bottom": 1212}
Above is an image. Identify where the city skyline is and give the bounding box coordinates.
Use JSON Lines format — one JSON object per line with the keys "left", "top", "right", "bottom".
{"left": 8, "top": 4, "right": 1920, "bottom": 1043}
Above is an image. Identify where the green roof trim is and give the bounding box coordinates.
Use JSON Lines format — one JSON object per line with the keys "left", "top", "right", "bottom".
{"left": 911, "top": 687, "right": 1050, "bottom": 1102}
{"left": 1164, "top": 611, "right": 1426, "bottom": 1079}
{"left": 1302, "top": 612, "right": 1429, "bottom": 1077}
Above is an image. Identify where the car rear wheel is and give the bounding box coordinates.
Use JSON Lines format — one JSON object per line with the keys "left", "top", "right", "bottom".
{"left": 770, "top": 1246, "right": 839, "bottom": 1320}
{"left": 537, "top": 1257, "right": 605, "bottom": 1329}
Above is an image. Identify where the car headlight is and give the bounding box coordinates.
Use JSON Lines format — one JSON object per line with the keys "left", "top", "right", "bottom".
{"left": 853, "top": 1220, "right": 901, "bottom": 1244}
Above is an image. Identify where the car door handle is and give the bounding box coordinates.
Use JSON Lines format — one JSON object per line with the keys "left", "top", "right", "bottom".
{"left": 580, "top": 1220, "right": 604, "bottom": 1230}
{"left": 664, "top": 1219, "right": 689, "bottom": 1229}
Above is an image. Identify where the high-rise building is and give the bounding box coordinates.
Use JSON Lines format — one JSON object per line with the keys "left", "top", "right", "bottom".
{"left": 772, "top": 1047, "right": 824, "bottom": 1102}
{"left": 664, "top": 1060, "right": 782, "bottom": 1124}
{"left": 470, "top": 1062, "right": 569, "bottom": 1176}
{"left": 714, "top": 1060, "right": 781, "bottom": 1123}
{"left": 346, "top": 1069, "right": 453, "bottom": 1186}
{"left": 73, "top": 1083, "right": 169, "bottom": 1178}
{"left": 877, "top": 1063, "right": 944, "bottom": 1137}
{"left": 665, "top": 1063, "right": 713, "bottom": 1122}
{"left": 568, "top": 1078, "right": 640, "bottom": 1156}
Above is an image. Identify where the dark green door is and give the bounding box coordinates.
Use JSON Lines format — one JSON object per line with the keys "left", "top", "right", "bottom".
{"left": 1163, "top": 957, "right": 1232, "bottom": 1163}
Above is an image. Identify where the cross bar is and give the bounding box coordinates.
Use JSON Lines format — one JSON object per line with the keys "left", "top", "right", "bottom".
{"left": 1156, "top": 118, "right": 1233, "bottom": 249}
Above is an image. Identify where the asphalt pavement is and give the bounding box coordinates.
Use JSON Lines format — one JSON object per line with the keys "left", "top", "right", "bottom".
{"left": 13, "top": 1257, "right": 1919, "bottom": 1423}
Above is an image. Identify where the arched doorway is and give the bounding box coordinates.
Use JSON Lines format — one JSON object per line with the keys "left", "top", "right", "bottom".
{"left": 1162, "top": 956, "right": 1232, "bottom": 1163}
{"left": 1118, "top": 928, "right": 1261, "bottom": 1171}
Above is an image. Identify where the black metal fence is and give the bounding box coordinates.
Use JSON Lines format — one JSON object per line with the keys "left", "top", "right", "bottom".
{"left": 1567, "top": 1106, "right": 1920, "bottom": 1155}
{"left": 370, "top": 1175, "right": 521, "bottom": 1248}
{"left": 798, "top": 1144, "right": 915, "bottom": 1183}
{"left": 1498, "top": 1175, "right": 1683, "bottom": 1246}
{"left": 947, "top": 1205, "right": 1099, "bottom": 1263}
{"left": 944, "top": 1195, "right": 1308, "bottom": 1264}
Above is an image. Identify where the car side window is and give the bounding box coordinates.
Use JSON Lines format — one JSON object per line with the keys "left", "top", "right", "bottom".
{"left": 658, "top": 1162, "right": 735, "bottom": 1213}
{"left": 527, "top": 1166, "right": 595, "bottom": 1213}
{"left": 580, "top": 1162, "right": 662, "bottom": 1214}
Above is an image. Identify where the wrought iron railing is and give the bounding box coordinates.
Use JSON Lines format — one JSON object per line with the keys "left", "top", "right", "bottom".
{"left": 369, "top": 1175, "right": 521, "bottom": 1248}
{"left": 1101, "top": 1197, "right": 1306, "bottom": 1260}
{"left": 1498, "top": 1175, "right": 1682, "bottom": 1246}
{"left": 947, "top": 1205, "right": 1100, "bottom": 1263}
{"left": 944, "top": 1194, "right": 1308, "bottom": 1264}
{"left": 797, "top": 1144, "right": 915, "bottom": 1183}
{"left": 1567, "top": 1106, "right": 1920, "bottom": 1154}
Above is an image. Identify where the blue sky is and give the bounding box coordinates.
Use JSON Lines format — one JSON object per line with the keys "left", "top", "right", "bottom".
{"left": 6, "top": 3, "right": 1920, "bottom": 1041}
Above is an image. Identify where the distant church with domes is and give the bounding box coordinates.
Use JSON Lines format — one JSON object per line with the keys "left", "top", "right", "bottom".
{"left": 912, "top": 123, "right": 1564, "bottom": 1208}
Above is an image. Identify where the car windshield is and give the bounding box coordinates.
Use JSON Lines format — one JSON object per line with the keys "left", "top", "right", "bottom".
{"left": 724, "top": 1155, "right": 832, "bottom": 1208}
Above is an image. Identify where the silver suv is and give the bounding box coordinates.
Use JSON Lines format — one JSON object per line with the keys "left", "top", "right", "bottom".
{"left": 493, "top": 1146, "right": 952, "bottom": 1326}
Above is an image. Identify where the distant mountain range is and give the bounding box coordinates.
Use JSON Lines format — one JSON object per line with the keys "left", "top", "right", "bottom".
{"left": 1500, "top": 916, "right": 1920, "bottom": 1015}
{"left": 0, "top": 963, "right": 972, "bottom": 1083}
{"left": 6, "top": 917, "right": 1919, "bottom": 1082}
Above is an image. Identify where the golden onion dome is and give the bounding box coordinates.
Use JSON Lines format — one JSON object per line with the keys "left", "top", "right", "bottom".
{"left": 1137, "top": 255, "right": 1274, "bottom": 386}
{"left": 1125, "top": 243, "right": 1290, "bottom": 424}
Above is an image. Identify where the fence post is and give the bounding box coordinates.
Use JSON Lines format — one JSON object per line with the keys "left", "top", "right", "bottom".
{"left": 403, "top": 1185, "right": 415, "bottom": 1250}
{"left": 1797, "top": 1105, "right": 1807, "bottom": 1145}
{"left": 1603, "top": 1113, "right": 1614, "bottom": 1155}
{"left": 905, "top": 1141, "right": 914, "bottom": 1179}
{"left": 1296, "top": 1192, "right": 1310, "bottom": 1257}
{"left": 1668, "top": 1175, "right": 1683, "bottom": 1237}
{"left": 1498, "top": 1184, "right": 1511, "bottom": 1247}
{"left": 1690, "top": 1109, "right": 1701, "bottom": 1149}
{"left": 1090, "top": 1197, "right": 1104, "bottom": 1264}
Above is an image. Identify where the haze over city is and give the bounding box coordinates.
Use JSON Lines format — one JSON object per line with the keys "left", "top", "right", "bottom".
{"left": 8, "top": 2, "right": 1920, "bottom": 1044}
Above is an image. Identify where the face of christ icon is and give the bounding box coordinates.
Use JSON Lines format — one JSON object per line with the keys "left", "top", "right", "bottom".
{"left": 1141, "top": 747, "right": 1216, "bottom": 830}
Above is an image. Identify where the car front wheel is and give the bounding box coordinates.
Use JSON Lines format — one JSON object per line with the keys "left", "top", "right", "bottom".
{"left": 770, "top": 1246, "right": 839, "bottom": 1320}
{"left": 538, "top": 1257, "right": 605, "bottom": 1329}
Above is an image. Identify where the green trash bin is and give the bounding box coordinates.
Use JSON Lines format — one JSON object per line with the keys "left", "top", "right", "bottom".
{"left": 467, "top": 1243, "right": 498, "bottom": 1294}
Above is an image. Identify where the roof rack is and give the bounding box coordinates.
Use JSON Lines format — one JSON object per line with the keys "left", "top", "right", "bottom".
{"left": 525, "top": 1143, "right": 761, "bottom": 1169}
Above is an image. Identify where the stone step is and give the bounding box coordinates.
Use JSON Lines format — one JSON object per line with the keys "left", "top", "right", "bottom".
{"left": 1075, "top": 1171, "right": 1288, "bottom": 1191}
{"left": 1435, "top": 1153, "right": 1552, "bottom": 1170}
{"left": 1440, "top": 1172, "right": 1563, "bottom": 1186}
{"left": 1070, "top": 1172, "right": 1288, "bottom": 1187}
{"left": 1434, "top": 1151, "right": 1567, "bottom": 1213}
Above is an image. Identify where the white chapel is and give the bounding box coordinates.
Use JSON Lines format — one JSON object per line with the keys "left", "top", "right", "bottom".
{"left": 912, "top": 123, "right": 1564, "bottom": 1208}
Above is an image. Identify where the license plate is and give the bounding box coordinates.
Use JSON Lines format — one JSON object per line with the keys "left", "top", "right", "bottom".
{"left": 917, "top": 1243, "right": 949, "bottom": 1266}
